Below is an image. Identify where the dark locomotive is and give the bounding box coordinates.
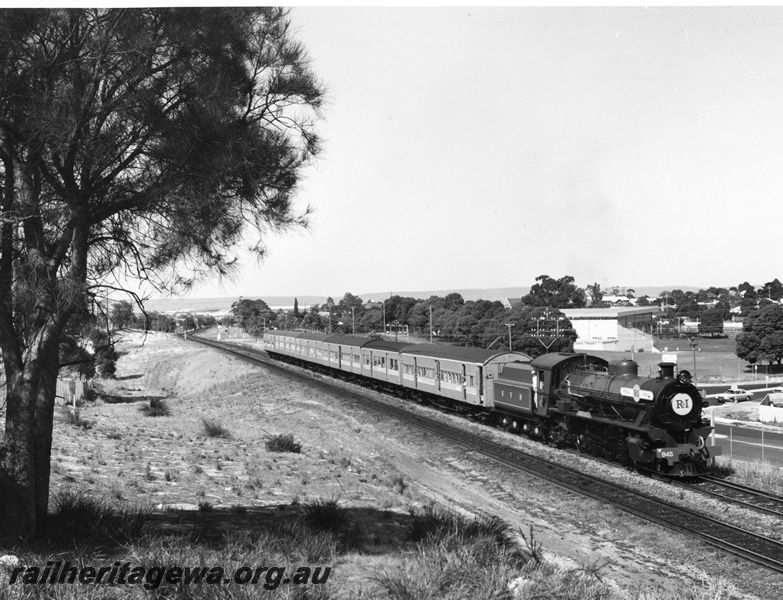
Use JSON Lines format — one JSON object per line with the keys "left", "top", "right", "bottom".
{"left": 262, "top": 330, "right": 720, "bottom": 477}
{"left": 513, "top": 354, "right": 717, "bottom": 477}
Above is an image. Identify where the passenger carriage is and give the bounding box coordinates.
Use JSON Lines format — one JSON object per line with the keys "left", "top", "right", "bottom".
{"left": 360, "top": 339, "right": 409, "bottom": 385}
{"left": 264, "top": 330, "right": 303, "bottom": 359}
{"left": 294, "top": 332, "right": 332, "bottom": 367}
{"left": 399, "top": 344, "right": 530, "bottom": 407}
{"left": 321, "top": 334, "right": 366, "bottom": 374}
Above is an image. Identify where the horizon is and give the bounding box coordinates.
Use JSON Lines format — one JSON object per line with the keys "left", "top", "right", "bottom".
{"left": 142, "top": 283, "right": 716, "bottom": 308}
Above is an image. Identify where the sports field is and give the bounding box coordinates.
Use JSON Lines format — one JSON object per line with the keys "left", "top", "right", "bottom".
{"left": 590, "top": 336, "right": 783, "bottom": 386}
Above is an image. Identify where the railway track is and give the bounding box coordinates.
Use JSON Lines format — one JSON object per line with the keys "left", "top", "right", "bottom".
{"left": 188, "top": 333, "right": 783, "bottom": 574}
{"left": 687, "top": 475, "right": 783, "bottom": 518}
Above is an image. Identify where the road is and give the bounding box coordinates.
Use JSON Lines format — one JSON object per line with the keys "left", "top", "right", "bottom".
{"left": 701, "top": 381, "right": 778, "bottom": 395}
{"left": 710, "top": 423, "right": 783, "bottom": 467}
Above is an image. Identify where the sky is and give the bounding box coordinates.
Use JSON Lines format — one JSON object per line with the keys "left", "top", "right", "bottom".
{"left": 177, "top": 6, "right": 783, "bottom": 300}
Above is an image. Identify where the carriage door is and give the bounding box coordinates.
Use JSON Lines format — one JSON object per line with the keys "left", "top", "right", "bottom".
{"left": 461, "top": 364, "right": 467, "bottom": 400}
{"left": 534, "top": 369, "right": 546, "bottom": 415}
{"left": 413, "top": 357, "right": 418, "bottom": 388}
{"left": 435, "top": 360, "right": 441, "bottom": 392}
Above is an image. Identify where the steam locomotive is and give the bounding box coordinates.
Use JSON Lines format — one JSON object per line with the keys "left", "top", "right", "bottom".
{"left": 263, "top": 330, "right": 720, "bottom": 477}
{"left": 509, "top": 353, "right": 719, "bottom": 476}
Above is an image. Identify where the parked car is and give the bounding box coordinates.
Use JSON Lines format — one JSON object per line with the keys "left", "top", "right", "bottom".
{"left": 713, "top": 388, "right": 754, "bottom": 403}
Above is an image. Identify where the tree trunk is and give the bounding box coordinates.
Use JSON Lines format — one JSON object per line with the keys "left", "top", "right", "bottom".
{"left": 1, "top": 333, "right": 61, "bottom": 541}
{"left": 33, "top": 345, "right": 59, "bottom": 527}
{"left": 1, "top": 377, "right": 38, "bottom": 540}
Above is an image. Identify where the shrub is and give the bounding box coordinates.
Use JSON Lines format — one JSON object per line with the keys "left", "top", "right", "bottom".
{"left": 407, "top": 503, "right": 517, "bottom": 554}
{"left": 140, "top": 397, "right": 170, "bottom": 417}
{"left": 202, "top": 418, "right": 231, "bottom": 438}
{"left": 265, "top": 433, "right": 301, "bottom": 453}
{"left": 301, "top": 498, "right": 346, "bottom": 533}
{"left": 298, "top": 498, "right": 363, "bottom": 554}
{"left": 62, "top": 407, "right": 90, "bottom": 429}
{"left": 375, "top": 505, "right": 530, "bottom": 599}
{"left": 389, "top": 474, "right": 407, "bottom": 494}
{"left": 45, "top": 489, "right": 147, "bottom": 545}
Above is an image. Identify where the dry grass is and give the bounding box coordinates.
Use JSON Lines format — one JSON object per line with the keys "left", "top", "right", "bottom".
{"left": 6, "top": 331, "right": 758, "bottom": 600}
{"left": 264, "top": 433, "right": 302, "bottom": 453}
{"left": 713, "top": 456, "right": 783, "bottom": 495}
{"left": 139, "top": 397, "right": 171, "bottom": 417}
{"left": 200, "top": 418, "right": 231, "bottom": 439}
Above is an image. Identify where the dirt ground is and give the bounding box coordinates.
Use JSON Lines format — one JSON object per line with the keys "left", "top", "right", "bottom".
{"left": 47, "top": 331, "right": 772, "bottom": 599}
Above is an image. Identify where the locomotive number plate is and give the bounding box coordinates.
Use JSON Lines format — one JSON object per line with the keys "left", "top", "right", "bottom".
{"left": 670, "top": 393, "right": 693, "bottom": 415}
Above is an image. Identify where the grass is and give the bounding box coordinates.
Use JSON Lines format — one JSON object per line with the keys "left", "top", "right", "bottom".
{"left": 591, "top": 343, "right": 776, "bottom": 384}
{"left": 139, "top": 397, "right": 170, "bottom": 417}
{"left": 19, "top": 331, "right": 758, "bottom": 600}
{"left": 1, "top": 491, "right": 747, "bottom": 600}
{"left": 301, "top": 498, "right": 346, "bottom": 533}
{"left": 265, "top": 433, "right": 302, "bottom": 453}
{"left": 43, "top": 489, "right": 148, "bottom": 546}
{"left": 62, "top": 407, "right": 90, "bottom": 429}
{"left": 375, "top": 506, "right": 589, "bottom": 600}
{"left": 712, "top": 456, "right": 783, "bottom": 495}
{"left": 201, "top": 418, "right": 231, "bottom": 439}
{"left": 389, "top": 474, "right": 407, "bottom": 495}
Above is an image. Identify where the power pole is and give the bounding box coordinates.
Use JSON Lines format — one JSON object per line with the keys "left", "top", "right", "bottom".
{"left": 505, "top": 323, "right": 515, "bottom": 351}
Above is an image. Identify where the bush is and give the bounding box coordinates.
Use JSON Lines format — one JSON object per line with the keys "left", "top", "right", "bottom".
{"left": 202, "top": 418, "right": 231, "bottom": 438}
{"left": 62, "top": 407, "right": 90, "bottom": 429}
{"left": 140, "top": 397, "right": 171, "bottom": 417}
{"left": 265, "top": 433, "right": 301, "bottom": 453}
{"left": 45, "top": 489, "right": 147, "bottom": 545}
{"left": 374, "top": 505, "right": 530, "bottom": 599}
{"left": 407, "top": 503, "right": 517, "bottom": 552}
{"left": 298, "top": 498, "right": 363, "bottom": 553}
{"left": 301, "top": 498, "right": 346, "bottom": 533}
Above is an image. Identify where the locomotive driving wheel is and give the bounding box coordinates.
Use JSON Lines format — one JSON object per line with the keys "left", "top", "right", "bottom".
{"left": 575, "top": 434, "right": 589, "bottom": 454}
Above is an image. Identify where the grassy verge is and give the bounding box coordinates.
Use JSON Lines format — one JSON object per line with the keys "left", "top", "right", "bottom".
{"left": 0, "top": 493, "right": 745, "bottom": 600}
{"left": 712, "top": 456, "right": 783, "bottom": 495}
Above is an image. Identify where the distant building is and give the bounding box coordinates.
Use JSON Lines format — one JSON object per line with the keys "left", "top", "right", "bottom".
{"left": 560, "top": 306, "right": 662, "bottom": 353}
{"left": 599, "top": 295, "right": 637, "bottom": 307}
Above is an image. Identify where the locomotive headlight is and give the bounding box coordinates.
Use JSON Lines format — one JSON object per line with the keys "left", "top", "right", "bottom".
{"left": 670, "top": 393, "right": 693, "bottom": 416}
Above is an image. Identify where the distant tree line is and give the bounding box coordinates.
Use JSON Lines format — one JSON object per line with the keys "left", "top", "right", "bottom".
{"left": 226, "top": 276, "right": 783, "bottom": 366}
{"left": 110, "top": 300, "right": 217, "bottom": 333}
{"left": 230, "top": 275, "right": 586, "bottom": 357}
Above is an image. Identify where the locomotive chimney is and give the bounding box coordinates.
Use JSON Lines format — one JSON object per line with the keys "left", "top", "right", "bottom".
{"left": 658, "top": 362, "right": 676, "bottom": 379}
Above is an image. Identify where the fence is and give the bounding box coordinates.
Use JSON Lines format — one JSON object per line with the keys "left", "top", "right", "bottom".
{"left": 55, "top": 378, "right": 86, "bottom": 407}
{"left": 711, "top": 421, "right": 783, "bottom": 467}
